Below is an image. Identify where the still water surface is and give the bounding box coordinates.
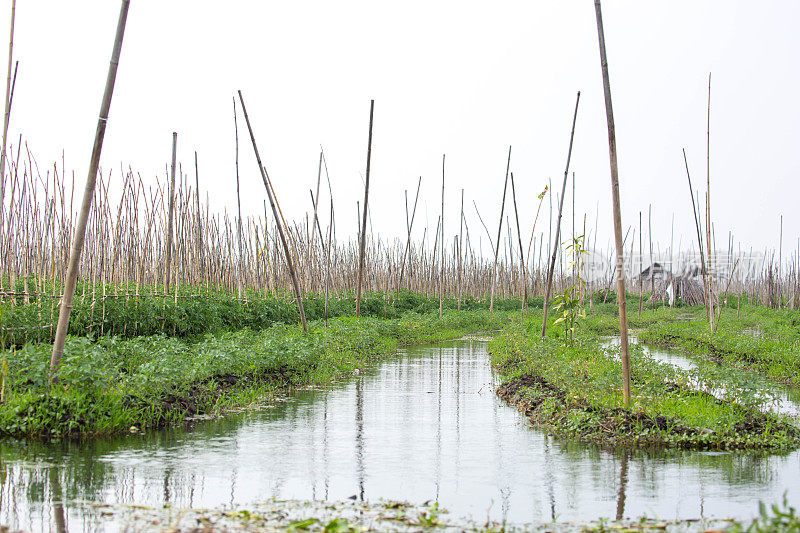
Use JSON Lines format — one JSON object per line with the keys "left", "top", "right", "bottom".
{"left": 2, "top": 339, "right": 800, "bottom": 531}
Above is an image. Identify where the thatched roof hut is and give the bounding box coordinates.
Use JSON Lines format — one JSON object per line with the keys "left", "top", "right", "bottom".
{"left": 648, "top": 275, "right": 711, "bottom": 307}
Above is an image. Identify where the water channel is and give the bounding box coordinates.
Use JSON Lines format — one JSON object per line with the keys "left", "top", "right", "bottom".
{"left": 1, "top": 338, "right": 799, "bottom": 531}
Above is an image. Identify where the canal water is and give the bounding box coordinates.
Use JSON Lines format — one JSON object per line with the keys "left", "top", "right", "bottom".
{"left": 1, "top": 338, "right": 800, "bottom": 531}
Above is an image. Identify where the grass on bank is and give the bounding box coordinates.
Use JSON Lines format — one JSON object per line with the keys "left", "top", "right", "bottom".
{"left": 490, "top": 312, "right": 800, "bottom": 450}
{"left": 0, "top": 310, "right": 513, "bottom": 439}
{"left": 638, "top": 304, "right": 800, "bottom": 386}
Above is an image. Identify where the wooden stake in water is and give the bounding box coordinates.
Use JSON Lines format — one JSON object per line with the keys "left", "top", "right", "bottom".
{"left": 50, "top": 0, "right": 131, "bottom": 380}
{"left": 594, "top": 0, "right": 631, "bottom": 407}
{"left": 355, "top": 100, "right": 374, "bottom": 317}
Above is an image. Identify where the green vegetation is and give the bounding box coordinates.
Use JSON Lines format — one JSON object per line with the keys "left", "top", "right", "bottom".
{"left": 552, "top": 234, "right": 588, "bottom": 346}
{"left": 639, "top": 304, "right": 800, "bottom": 386}
{"left": 732, "top": 493, "right": 800, "bottom": 533}
{"left": 0, "top": 279, "right": 533, "bottom": 346}
{"left": 490, "top": 311, "right": 800, "bottom": 450}
{"left": 0, "top": 310, "right": 512, "bottom": 439}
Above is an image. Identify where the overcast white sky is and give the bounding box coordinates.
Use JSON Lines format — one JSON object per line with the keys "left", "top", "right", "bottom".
{"left": 3, "top": 1, "right": 799, "bottom": 262}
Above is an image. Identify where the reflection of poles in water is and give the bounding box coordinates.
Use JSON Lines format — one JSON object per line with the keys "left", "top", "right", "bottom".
{"left": 491, "top": 367, "right": 511, "bottom": 524}
{"left": 323, "top": 394, "right": 330, "bottom": 500}
{"left": 355, "top": 377, "right": 365, "bottom": 501}
{"left": 49, "top": 467, "right": 67, "bottom": 533}
{"left": 543, "top": 438, "right": 556, "bottom": 521}
{"left": 162, "top": 466, "right": 172, "bottom": 504}
{"left": 229, "top": 468, "right": 236, "bottom": 508}
{"left": 454, "top": 343, "right": 462, "bottom": 480}
{"left": 434, "top": 345, "right": 443, "bottom": 501}
{"left": 615, "top": 451, "right": 629, "bottom": 521}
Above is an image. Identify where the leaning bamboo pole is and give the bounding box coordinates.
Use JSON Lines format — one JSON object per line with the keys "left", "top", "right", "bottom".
{"left": 398, "top": 176, "right": 421, "bottom": 290}
{"left": 509, "top": 173, "right": 526, "bottom": 322}
{"left": 541, "top": 92, "right": 580, "bottom": 338}
{"left": 50, "top": 0, "right": 130, "bottom": 380}
{"left": 0, "top": 0, "right": 15, "bottom": 221}
{"left": 237, "top": 90, "right": 307, "bottom": 332}
{"left": 355, "top": 100, "right": 374, "bottom": 317}
{"left": 683, "top": 148, "right": 710, "bottom": 314}
{"left": 489, "top": 146, "right": 511, "bottom": 312}
{"left": 594, "top": 0, "right": 631, "bottom": 408}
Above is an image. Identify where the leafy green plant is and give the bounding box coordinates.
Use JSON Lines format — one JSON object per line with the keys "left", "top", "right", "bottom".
{"left": 552, "top": 234, "right": 588, "bottom": 346}
{"left": 732, "top": 493, "right": 800, "bottom": 532}
{"left": 416, "top": 502, "right": 442, "bottom": 527}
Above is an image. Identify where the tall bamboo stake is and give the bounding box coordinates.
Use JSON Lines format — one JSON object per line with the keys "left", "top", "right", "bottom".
{"left": 439, "top": 154, "right": 445, "bottom": 318}
{"left": 237, "top": 90, "right": 307, "bottom": 332}
{"left": 398, "top": 176, "right": 421, "bottom": 290}
{"left": 164, "top": 132, "right": 177, "bottom": 293}
{"left": 194, "top": 151, "right": 204, "bottom": 280}
{"left": 594, "top": 0, "right": 631, "bottom": 407}
{"left": 648, "top": 204, "right": 654, "bottom": 300}
{"left": 683, "top": 148, "right": 709, "bottom": 312}
{"left": 509, "top": 172, "right": 526, "bottom": 322}
{"left": 706, "top": 72, "right": 715, "bottom": 330}
{"left": 0, "top": 0, "right": 15, "bottom": 220}
{"left": 638, "top": 212, "right": 642, "bottom": 317}
{"left": 541, "top": 91, "right": 580, "bottom": 338}
{"left": 489, "top": 146, "right": 511, "bottom": 312}
{"left": 50, "top": 0, "right": 131, "bottom": 380}
{"left": 233, "top": 97, "right": 244, "bottom": 299}
{"left": 457, "top": 188, "right": 464, "bottom": 310}
{"left": 355, "top": 100, "right": 374, "bottom": 317}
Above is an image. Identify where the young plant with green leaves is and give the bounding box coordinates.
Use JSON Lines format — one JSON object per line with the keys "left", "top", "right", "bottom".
{"left": 552, "top": 234, "right": 588, "bottom": 346}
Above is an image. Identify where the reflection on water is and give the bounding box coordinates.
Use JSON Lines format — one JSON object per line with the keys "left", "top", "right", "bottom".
{"left": 1, "top": 340, "right": 800, "bottom": 531}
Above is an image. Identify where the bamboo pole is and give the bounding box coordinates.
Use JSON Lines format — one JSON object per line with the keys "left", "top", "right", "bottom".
{"left": 50, "top": 0, "right": 130, "bottom": 380}
{"left": 594, "top": 0, "right": 631, "bottom": 407}
{"left": 706, "top": 73, "right": 715, "bottom": 330}
{"left": 439, "top": 154, "right": 445, "bottom": 318}
{"left": 509, "top": 172, "right": 526, "bottom": 323}
{"left": 355, "top": 100, "right": 374, "bottom": 317}
{"left": 0, "top": 0, "right": 15, "bottom": 221}
{"left": 457, "top": 188, "right": 464, "bottom": 310}
{"left": 194, "top": 151, "right": 204, "bottom": 280}
{"left": 638, "top": 212, "right": 642, "bottom": 317}
{"left": 236, "top": 90, "right": 307, "bottom": 332}
{"left": 398, "top": 176, "right": 421, "bottom": 290}
{"left": 164, "top": 132, "right": 177, "bottom": 293}
{"left": 648, "top": 204, "right": 654, "bottom": 301}
{"left": 683, "top": 148, "right": 709, "bottom": 313}
{"left": 489, "top": 146, "right": 511, "bottom": 312}
{"left": 233, "top": 97, "right": 244, "bottom": 299}
{"left": 541, "top": 92, "right": 580, "bottom": 338}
